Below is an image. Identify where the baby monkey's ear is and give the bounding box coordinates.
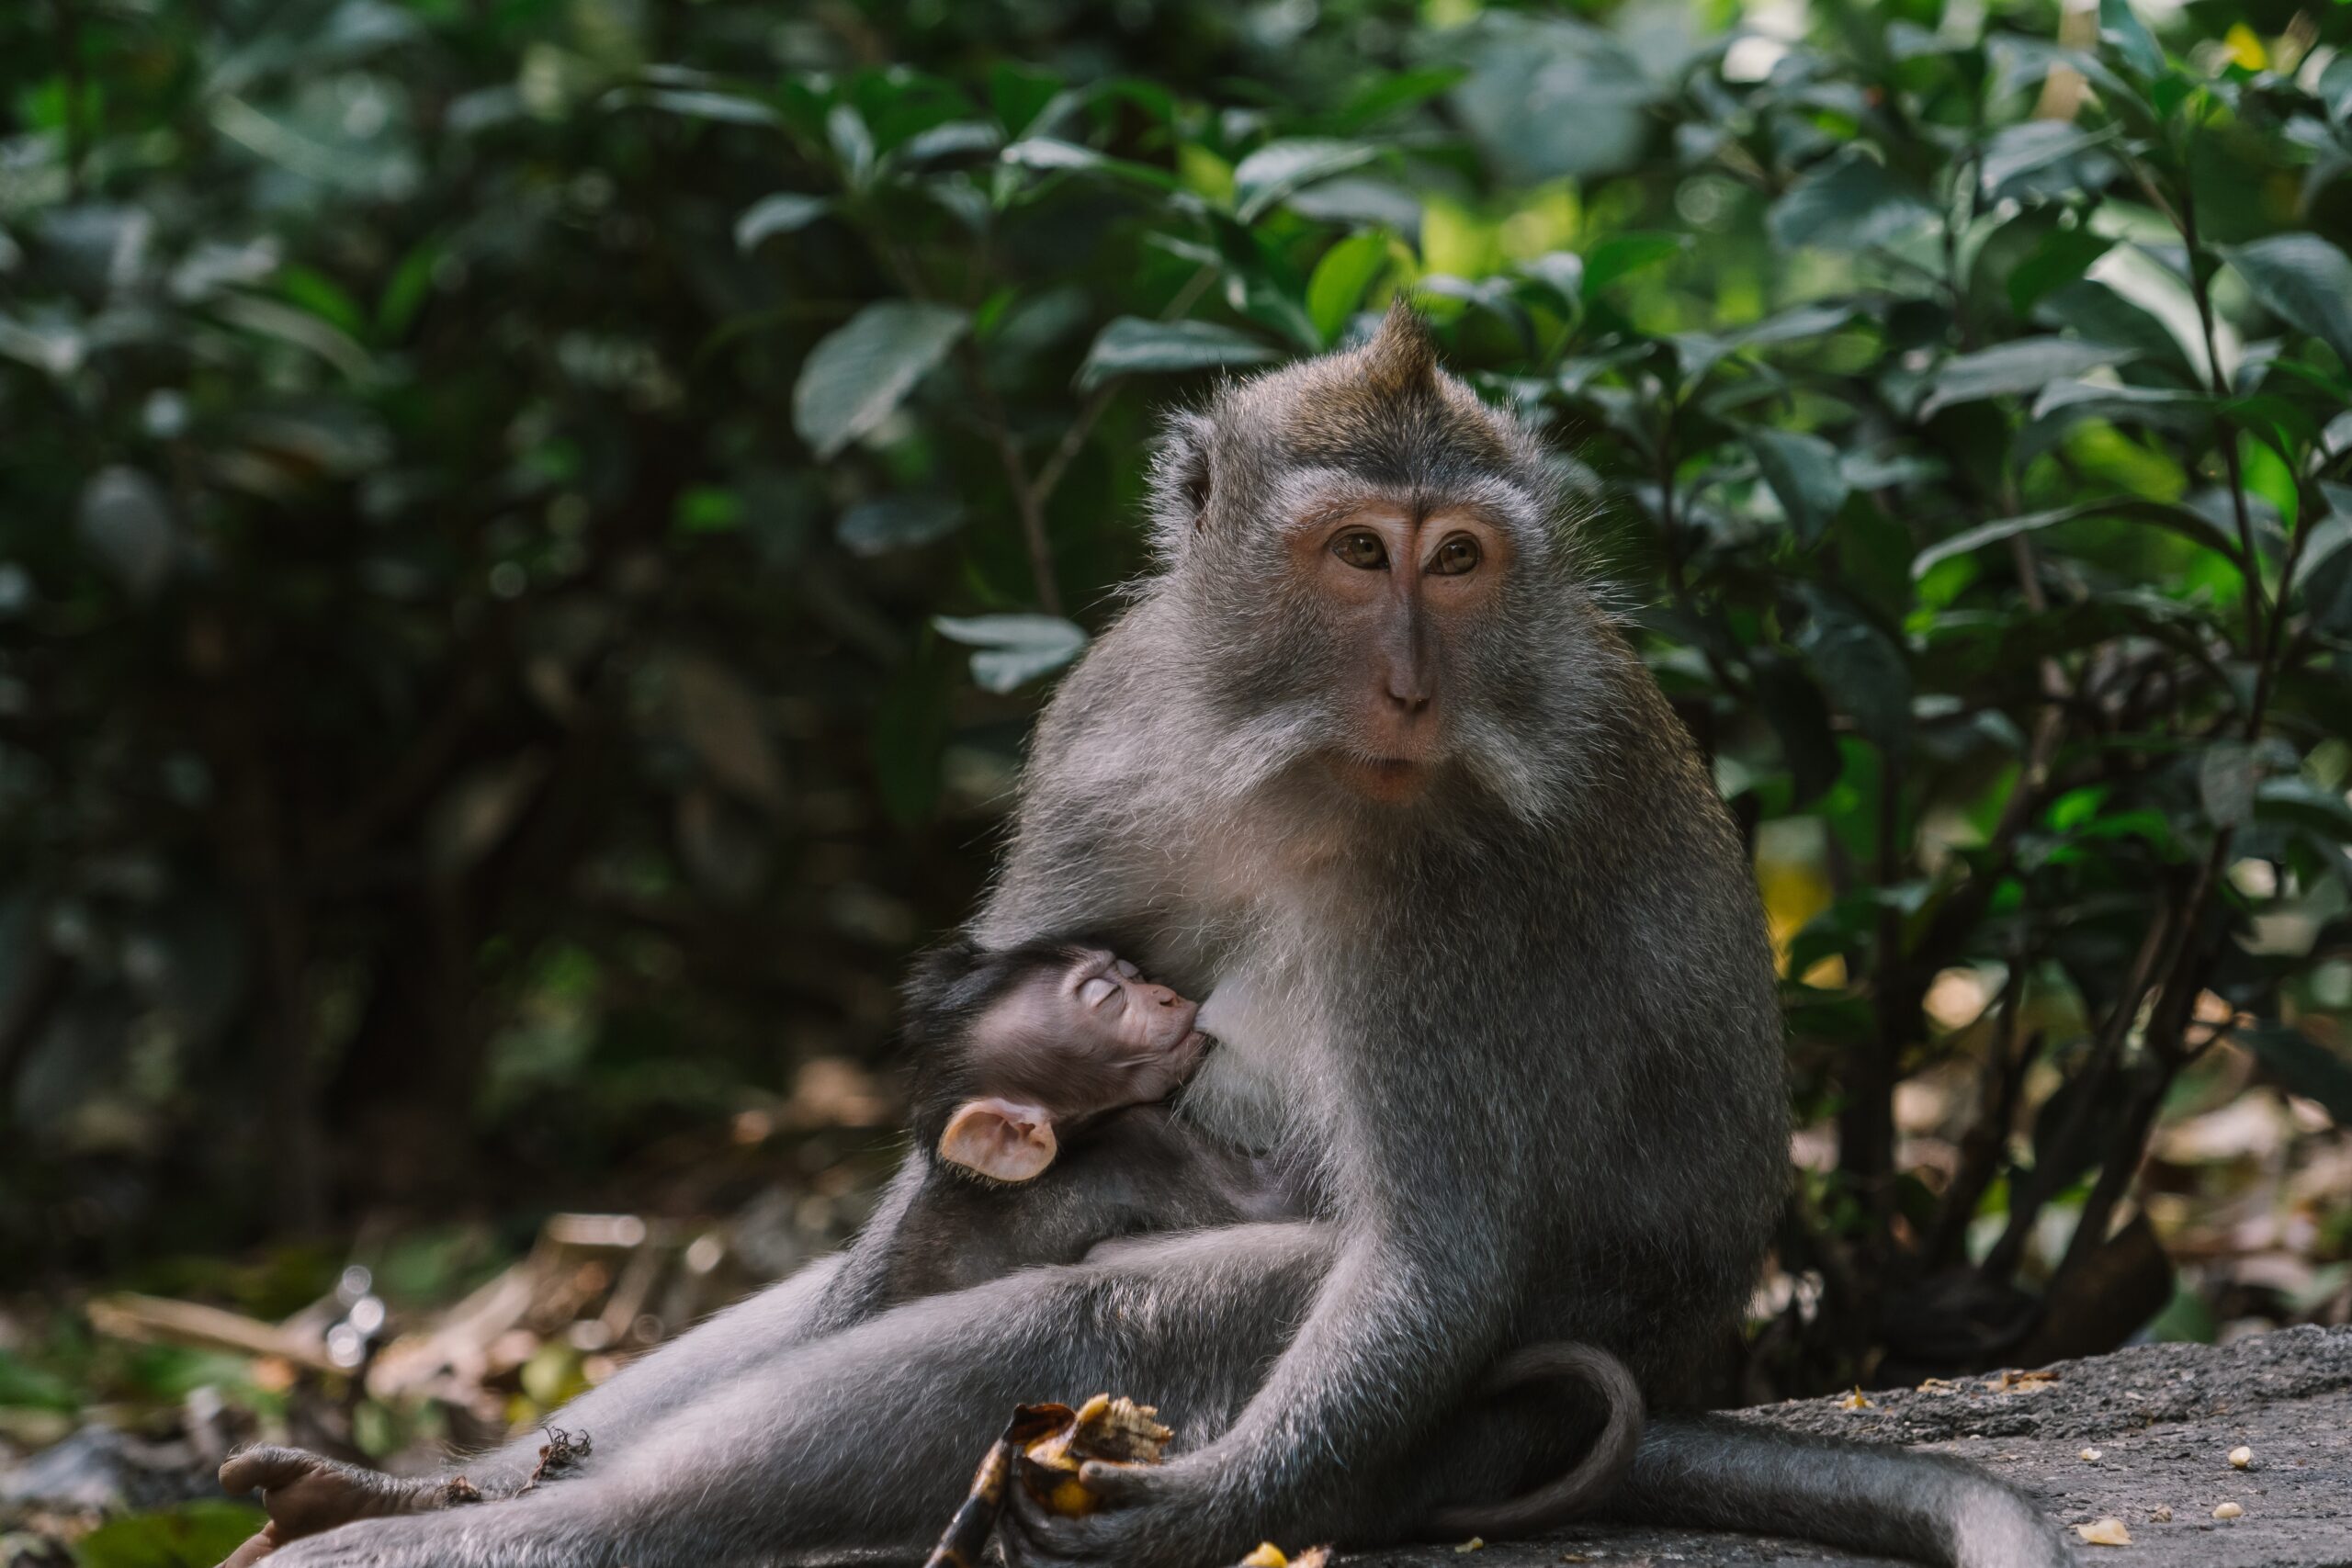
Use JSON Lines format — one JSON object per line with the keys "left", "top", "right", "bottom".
{"left": 938, "top": 1098, "right": 1058, "bottom": 1183}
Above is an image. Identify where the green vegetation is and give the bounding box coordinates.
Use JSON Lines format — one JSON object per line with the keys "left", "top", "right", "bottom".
{"left": 4, "top": 0, "right": 2350, "bottom": 1425}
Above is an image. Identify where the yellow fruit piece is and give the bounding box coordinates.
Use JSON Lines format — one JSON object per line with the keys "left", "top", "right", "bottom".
{"left": 2214, "top": 1502, "right": 2245, "bottom": 1520}
{"left": 2229, "top": 1446, "right": 2252, "bottom": 1469}
{"left": 1239, "top": 1547, "right": 1287, "bottom": 1568}
{"left": 2075, "top": 1518, "right": 2132, "bottom": 1547}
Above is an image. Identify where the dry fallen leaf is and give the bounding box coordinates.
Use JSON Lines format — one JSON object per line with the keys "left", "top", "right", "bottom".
{"left": 1989, "top": 1367, "right": 2059, "bottom": 1392}
{"left": 1018, "top": 1394, "right": 1174, "bottom": 1517}
{"left": 1841, "top": 1387, "right": 1873, "bottom": 1410}
{"left": 2229, "top": 1446, "right": 2253, "bottom": 1469}
{"left": 1916, "top": 1377, "right": 1959, "bottom": 1393}
{"left": 2214, "top": 1502, "right": 2244, "bottom": 1520}
{"left": 2152, "top": 1506, "right": 2172, "bottom": 1522}
{"left": 2075, "top": 1518, "right": 2132, "bottom": 1547}
{"left": 1454, "top": 1538, "right": 1485, "bottom": 1553}
{"left": 2079, "top": 1448, "right": 2102, "bottom": 1462}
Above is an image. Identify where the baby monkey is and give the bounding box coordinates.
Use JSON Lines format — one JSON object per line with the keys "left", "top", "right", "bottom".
{"left": 886, "top": 937, "right": 1645, "bottom": 1537}
{"left": 877, "top": 936, "right": 1299, "bottom": 1305}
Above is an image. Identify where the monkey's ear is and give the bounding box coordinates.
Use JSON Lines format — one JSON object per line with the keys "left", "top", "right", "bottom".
{"left": 1146, "top": 410, "right": 1216, "bottom": 558}
{"left": 938, "top": 1098, "right": 1058, "bottom": 1182}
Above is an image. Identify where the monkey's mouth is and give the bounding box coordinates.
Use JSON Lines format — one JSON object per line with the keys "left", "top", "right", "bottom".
{"left": 1323, "top": 753, "right": 1432, "bottom": 804}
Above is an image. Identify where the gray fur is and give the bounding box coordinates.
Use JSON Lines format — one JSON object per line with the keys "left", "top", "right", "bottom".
{"left": 257, "top": 307, "right": 2064, "bottom": 1568}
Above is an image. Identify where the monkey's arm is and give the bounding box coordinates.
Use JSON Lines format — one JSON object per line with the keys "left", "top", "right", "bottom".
{"left": 1002, "top": 1177, "right": 1518, "bottom": 1565}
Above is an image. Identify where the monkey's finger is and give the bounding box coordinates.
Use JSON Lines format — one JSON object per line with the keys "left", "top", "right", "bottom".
{"left": 220, "top": 1448, "right": 323, "bottom": 1497}
{"left": 1071, "top": 1461, "right": 1159, "bottom": 1506}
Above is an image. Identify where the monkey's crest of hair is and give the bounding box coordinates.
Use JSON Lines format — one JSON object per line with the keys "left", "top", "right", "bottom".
{"left": 1144, "top": 300, "right": 1574, "bottom": 572}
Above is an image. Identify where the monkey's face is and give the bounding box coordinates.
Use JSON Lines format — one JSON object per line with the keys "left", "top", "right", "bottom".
{"left": 978, "top": 951, "right": 1207, "bottom": 1111}
{"left": 1283, "top": 497, "right": 1513, "bottom": 806}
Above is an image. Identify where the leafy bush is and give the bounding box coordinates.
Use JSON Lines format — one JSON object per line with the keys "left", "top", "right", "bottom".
{"left": 5, "top": 0, "right": 2348, "bottom": 1382}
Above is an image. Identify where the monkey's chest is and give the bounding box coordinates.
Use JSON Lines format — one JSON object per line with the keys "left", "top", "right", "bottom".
{"left": 1181, "top": 964, "right": 1314, "bottom": 1153}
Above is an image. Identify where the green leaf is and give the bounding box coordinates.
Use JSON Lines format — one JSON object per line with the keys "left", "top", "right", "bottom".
{"left": 2234, "top": 1022, "right": 2352, "bottom": 1125}
{"left": 1336, "top": 66, "right": 1468, "bottom": 130}
{"left": 1306, "top": 231, "right": 1393, "bottom": 343}
{"left": 1767, "top": 148, "right": 1938, "bottom": 254}
{"left": 2221, "top": 235, "right": 2352, "bottom": 369}
{"left": 1075, "top": 317, "right": 1280, "bottom": 391}
{"left": 75, "top": 1502, "right": 266, "bottom": 1568}
{"left": 736, "top": 193, "right": 828, "bottom": 252}
{"left": 1796, "top": 587, "right": 1911, "bottom": 748}
{"left": 791, "top": 301, "right": 969, "bottom": 460}
{"left": 1581, "top": 232, "right": 1689, "bottom": 297}
{"left": 77, "top": 466, "right": 176, "bottom": 599}
{"left": 1232, "top": 139, "right": 1380, "bottom": 222}
{"left": 605, "top": 86, "right": 782, "bottom": 128}
{"left": 836, "top": 493, "right": 963, "bottom": 557}
{"left": 1977, "top": 122, "right": 2113, "bottom": 202}
{"left": 933, "top": 614, "right": 1089, "bottom": 693}
{"left": 1911, "top": 498, "right": 2245, "bottom": 578}
{"left": 2098, "top": 0, "right": 2165, "bottom": 81}
{"left": 1919, "top": 339, "right": 2139, "bottom": 418}
{"left": 2007, "top": 230, "right": 2115, "bottom": 318}
{"left": 1747, "top": 429, "right": 1849, "bottom": 547}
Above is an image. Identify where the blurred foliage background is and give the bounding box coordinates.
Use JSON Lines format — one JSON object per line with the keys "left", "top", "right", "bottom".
{"left": 6, "top": 0, "right": 2352, "bottom": 1521}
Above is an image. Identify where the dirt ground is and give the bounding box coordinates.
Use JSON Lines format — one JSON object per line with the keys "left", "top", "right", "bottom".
{"left": 1366, "top": 1326, "right": 2352, "bottom": 1568}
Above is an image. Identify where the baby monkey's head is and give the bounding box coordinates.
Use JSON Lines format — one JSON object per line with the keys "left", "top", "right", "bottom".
{"left": 902, "top": 939, "right": 1207, "bottom": 1183}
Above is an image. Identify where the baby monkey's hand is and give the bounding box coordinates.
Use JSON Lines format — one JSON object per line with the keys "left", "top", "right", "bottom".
{"left": 216, "top": 1447, "right": 477, "bottom": 1566}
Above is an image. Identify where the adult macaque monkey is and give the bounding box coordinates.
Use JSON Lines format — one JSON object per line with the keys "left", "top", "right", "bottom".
{"left": 251, "top": 305, "right": 2064, "bottom": 1568}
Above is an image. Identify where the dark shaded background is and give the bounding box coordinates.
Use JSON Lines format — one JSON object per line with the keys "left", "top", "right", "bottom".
{"left": 4, "top": 0, "right": 2350, "bottom": 1459}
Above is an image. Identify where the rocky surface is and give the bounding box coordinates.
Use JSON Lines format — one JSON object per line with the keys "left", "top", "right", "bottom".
{"left": 1365, "top": 1326, "right": 2352, "bottom": 1567}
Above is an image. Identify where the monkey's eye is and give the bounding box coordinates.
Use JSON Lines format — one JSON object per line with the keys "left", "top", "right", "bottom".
{"left": 1430, "top": 535, "right": 1482, "bottom": 577}
{"left": 1080, "top": 976, "right": 1119, "bottom": 1009}
{"left": 1330, "top": 530, "right": 1389, "bottom": 570}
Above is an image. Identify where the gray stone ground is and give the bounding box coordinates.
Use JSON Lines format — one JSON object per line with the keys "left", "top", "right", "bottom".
{"left": 1363, "top": 1326, "right": 2352, "bottom": 1568}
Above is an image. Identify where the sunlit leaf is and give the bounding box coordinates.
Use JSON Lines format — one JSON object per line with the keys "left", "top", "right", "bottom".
{"left": 736, "top": 193, "right": 829, "bottom": 252}
{"left": 791, "top": 301, "right": 969, "bottom": 460}
{"left": 1768, "top": 148, "right": 1937, "bottom": 254}
{"left": 1075, "top": 317, "right": 1279, "bottom": 391}
{"left": 1232, "top": 139, "right": 1380, "bottom": 221}
{"left": 836, "top": 493, "right": 964, "bottom": 556}
{"left": 1306, "top": 231, "right": 1393, "bottom": 343}
{"left": 2221, "top": 235, "right": 2352, "bottom": 369}
{"left": 2098, "top": 0, "right": 2165, "bottom": 81}
{"left": 1919, "top": 339, "right": 2138, "bottom": 418}
{"left": 1747, "top": 429, "right": 1849, "bottom": 547}
{"left": 933, "top": 615, "right": 1088, "bottom": 692}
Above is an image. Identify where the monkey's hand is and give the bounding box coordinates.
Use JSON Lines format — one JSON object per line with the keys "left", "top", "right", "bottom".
{"left": 214, "top": 1447, "right": 468, "bottom": 1567}
{"left": 997, "top": 1452, "right": 1245, "bottom": 1568}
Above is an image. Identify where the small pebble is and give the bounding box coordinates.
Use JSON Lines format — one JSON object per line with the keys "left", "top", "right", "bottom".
{"left": 2213, "top": 1502, "right": 2244, "bottom": 1520}
{"left": 2228, "top": 1445, "right": 2252, "bottom": 1469}
{"left": 2079, "top": 1447, "right": 2102, "bottom": 1461}
{"left": 2151, "top": 1506, "right": 2172, "bottom": 1522}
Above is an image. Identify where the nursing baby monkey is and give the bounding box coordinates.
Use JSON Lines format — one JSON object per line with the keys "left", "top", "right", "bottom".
{"left": 220, "top": 937, "right": 1644, "bottom": 1559}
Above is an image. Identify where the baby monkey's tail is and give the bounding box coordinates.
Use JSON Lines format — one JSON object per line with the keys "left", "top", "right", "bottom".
{"left": 1424, "top": 1341, "right": 1645, "bottom": 1538}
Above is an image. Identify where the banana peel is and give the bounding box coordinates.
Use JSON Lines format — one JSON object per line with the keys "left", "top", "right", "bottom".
{"left": 919, "top": 1393, "right": 1326, "bottom": 1568}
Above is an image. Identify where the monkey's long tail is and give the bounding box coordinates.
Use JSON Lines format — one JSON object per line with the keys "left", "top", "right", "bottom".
{"left": 1423, "top": 1341, "right": 1645, "bottom": 1538}
{"left": 1609, "top": 1416, "right": 2072, "bottom": 1568}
